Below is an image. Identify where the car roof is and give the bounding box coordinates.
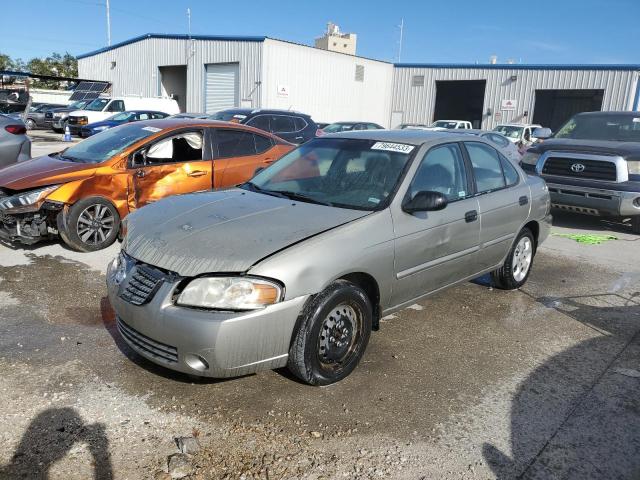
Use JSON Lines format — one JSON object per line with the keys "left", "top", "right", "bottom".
{"left": 322, "top": 128, "right": 480, "bottom": 146}
{"left": 217, "top": 108, "right": 311, "bottom": 117}
{"left": 495, "top": 123, "right": 539, "bottom": 127}
{"left": 126, "top": 118, "right": 292, "bottom": 140}
{"left": 575, "top": 110, "right": 640, "bottom": 117}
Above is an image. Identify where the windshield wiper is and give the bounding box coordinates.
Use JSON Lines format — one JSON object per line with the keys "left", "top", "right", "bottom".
{"left": 52, "top": 151, "right": 81, "bottom": 162}
{"left": 271, "top": 190, "right": 334, "bottom": 207}
{"left": 240, "top": 182, "right": 290, "bottom": 199}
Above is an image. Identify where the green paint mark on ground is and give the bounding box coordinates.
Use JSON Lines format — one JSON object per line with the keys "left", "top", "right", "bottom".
{"left": 553, "top": 233, "right": 618, "bottom": 245}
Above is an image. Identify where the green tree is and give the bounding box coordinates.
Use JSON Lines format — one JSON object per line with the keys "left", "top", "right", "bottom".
{"left": 26, "top": 52, "right": 77, "bottom": 88}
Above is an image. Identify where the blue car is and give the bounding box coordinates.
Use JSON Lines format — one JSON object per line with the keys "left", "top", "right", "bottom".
{"left": 80, "top": 110, "right": 169, "bottom": 137}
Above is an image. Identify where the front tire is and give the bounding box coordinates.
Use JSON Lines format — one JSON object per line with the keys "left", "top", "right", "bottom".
{"left": 25, "top": 119, "right": 36, "bottom": 130}
{"left": 60, "top": 197, "right": 120, "bottom": 252}
{"left": 288, "top": 280, "right": 372, "bottom": 386}
{"left": 491, "top": 228, "right": 535, "bottom": 290}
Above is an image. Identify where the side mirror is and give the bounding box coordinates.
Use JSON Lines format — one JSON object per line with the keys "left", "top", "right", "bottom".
{"left": 532, "top": 127, "right": 552, "bottom": 140}
{"left": 402, "top": 190, "right": 448, "bottom": 214}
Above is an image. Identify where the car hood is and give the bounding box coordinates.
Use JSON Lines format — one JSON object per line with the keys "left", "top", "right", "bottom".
{"left": 124, "top": 189, "right": 370, "bottom": 276}
{"left": 532, "top": 138, "right": 640, "bottom": 160}
{"left": 0, "top": 154, "right": 97, "bottom": 191}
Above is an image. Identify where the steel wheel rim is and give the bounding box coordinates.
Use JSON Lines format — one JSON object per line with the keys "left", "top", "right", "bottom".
{"left": 25, "top": 119, "right": 35, "bottom": 130}
{"left": 318, "top": 302, "right": 363, "bottom": 370}
{"left": 512, "top": 236, "right": 533, "bottom": 282}
{"left": 76, "top": 204, "right": 115, "bottom": 245}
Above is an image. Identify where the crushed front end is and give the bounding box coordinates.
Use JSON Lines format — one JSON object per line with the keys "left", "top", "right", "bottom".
{"left": 0, "top": 186, "right": 63, "bottom": 245}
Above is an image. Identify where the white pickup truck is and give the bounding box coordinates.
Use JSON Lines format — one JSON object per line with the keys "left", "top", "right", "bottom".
{"left": 426, "top": 120, "right": 473, "bottom": 130}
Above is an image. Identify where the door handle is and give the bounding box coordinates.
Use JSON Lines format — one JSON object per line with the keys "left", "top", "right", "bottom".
{"left": 519, "top": 195, "right": 529, "bottom": 206}
{"left": 465, "top": 210, "right": 478, "bottom": 223}
{"left": 187, "top": 170, "right": 206, "bottom": 178}
{"left": 135, "top": 170, "right": 146, "bottom": 178}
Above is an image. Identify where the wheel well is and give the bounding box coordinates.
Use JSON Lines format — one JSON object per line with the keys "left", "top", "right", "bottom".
{"left": 339, "top": 272, "right": 381, "bottom": 331}
{"left": 523, "top": 220, "right": 540, "bottom": 251}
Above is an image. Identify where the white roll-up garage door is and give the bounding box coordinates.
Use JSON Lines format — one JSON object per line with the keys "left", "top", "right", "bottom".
{"left": 205, "top": 63, "right": 239, "bottom": 114}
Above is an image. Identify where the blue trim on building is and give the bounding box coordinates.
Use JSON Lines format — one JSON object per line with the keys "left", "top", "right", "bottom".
{"left": 77, "top": 33, "right": 266, "bottom": 59}
{"left": 394, "top": 63, "right": 640, "bottom": 71}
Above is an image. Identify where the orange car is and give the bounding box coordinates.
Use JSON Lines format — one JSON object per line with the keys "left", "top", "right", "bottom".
{"left": 0, "top": 119, "right": 293, "bottom": 251}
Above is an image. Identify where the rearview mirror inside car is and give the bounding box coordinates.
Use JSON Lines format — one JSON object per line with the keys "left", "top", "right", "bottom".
{"left": 402, "top": 190, "right": 448, "bottom": 214}
{"left": 532, "top": 127, "right": 552, "bottom": 139}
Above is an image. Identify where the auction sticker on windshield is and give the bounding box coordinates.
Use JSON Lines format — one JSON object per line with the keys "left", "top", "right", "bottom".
{"left": 371, "top": 142, "right": 415, "bottom": 154}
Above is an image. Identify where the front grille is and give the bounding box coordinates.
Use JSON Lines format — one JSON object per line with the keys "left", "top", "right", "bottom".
{"left": 45, "top": 112, "right": 53, "bottom": 119}
{"left": 117, "top": 317, "right": 178, "bottom": 363}
{"left": 542, "top": 157, "right": 617, "bottom": 181}
{"left": 119, "top": 263, "right": 165, "bottom": 306}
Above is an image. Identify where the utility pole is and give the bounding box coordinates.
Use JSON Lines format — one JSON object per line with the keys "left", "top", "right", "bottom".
{"left": 106, "top": 0, "right": 111, "bottom": 46}
{"left": 397, "top": 18, "right": 404, "bottom": 63}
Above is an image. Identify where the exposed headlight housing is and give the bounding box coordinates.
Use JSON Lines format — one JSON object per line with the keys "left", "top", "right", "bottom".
{"left": 521, "top": 152, "right": 541, "bottom": 166}
{"left": 627, "top": 160, "right": 640, "bottom": 175}
{"left": 0, "top": 185, "right": 60, "bottom": 213}
{"left": 177, "top": 276, "right": 283, "bottom": 311}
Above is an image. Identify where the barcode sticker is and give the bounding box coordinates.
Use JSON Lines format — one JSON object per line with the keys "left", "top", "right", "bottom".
{"left": 371, "top": 142, "right": 415, "bottom": 154}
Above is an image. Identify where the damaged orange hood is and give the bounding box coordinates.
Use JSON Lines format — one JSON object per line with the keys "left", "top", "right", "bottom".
{"left": 0, "top": 154, "right": 97, "bottom": 191}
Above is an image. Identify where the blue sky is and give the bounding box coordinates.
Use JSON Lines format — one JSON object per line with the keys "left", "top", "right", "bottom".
{"left": 3, "top": 0, "right": 639, "bottom": 64}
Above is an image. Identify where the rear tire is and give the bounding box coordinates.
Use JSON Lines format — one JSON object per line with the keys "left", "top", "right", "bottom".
{"left": 60, "top": 197, "right": 120, "bottom": 252}
{"left": 25, "top": 119, "right": 36, "bottom": 130}
{"left": 491, "top": 228, "right": 535, "bottom": 290}
{"left": 631, "top": 216, "right": 640, "bottom": 235}
{"left": 288, "top": 280, "right": 372, "bottom": 386}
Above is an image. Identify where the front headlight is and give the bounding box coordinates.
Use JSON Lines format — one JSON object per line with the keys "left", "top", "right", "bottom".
{"left": 177, "top": 276, "right": 283, "bottom": 310}
{"left": 627, "top": 161, "right": 640, "bottom": 175}
{"left": 93, "top": 125, "right": 110, "bottom": 132}
{"left": 0, "top": 185, "right": 60, "bottom": 212}
{"left": 521, "top": 152, "right": 541, "bottom": 166}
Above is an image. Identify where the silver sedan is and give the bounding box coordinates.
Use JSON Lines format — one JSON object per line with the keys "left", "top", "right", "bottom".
{"left": 0, "top": 115, "right": 31, "bottom": 168}
{"left": 107, "top": 130, "right": 551, "bottom": 385}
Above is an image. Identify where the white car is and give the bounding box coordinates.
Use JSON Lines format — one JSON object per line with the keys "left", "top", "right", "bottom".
{"left": 426, "top": 120, "right": 473, "bottom": 130}
{"left": 493, "top": 123, "right": 542, "bottom": 146}
{"left": 66, "top": 96, "right": 180, "bottom": 135}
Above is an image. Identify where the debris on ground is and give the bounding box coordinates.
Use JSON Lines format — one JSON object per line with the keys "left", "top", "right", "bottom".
{"left": 553, "top": 233, "right": 618, "bottom": 244}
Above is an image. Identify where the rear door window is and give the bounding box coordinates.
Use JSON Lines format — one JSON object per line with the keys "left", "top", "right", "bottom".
{"left": 272, "top": 116, "right": 296, "bottom": 133}
{"left": 293, "top": 117, "right": 308, "bottom": 131}
{"left": 254, "top": 134, "right": 273, "bottom": 154}
{"left": 501, "top": 156, "right": 520, "bottom": 186}
{"left": 215, "top": 129, "right": 257, "bottom": 157}
{"left": 464, "top": 142, "right": 507, "bottom": 193}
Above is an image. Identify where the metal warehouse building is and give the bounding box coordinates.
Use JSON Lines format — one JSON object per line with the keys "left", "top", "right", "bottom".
{"left": 78, "top": 33, "right": 640, "bottom": 129}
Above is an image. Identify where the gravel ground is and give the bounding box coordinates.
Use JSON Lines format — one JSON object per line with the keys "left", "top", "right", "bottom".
{"left": 0, "top": 208, "right": 639, "bottom": 479}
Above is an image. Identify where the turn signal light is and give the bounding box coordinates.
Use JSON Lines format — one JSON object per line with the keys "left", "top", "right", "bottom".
{"left": 5, "top": 125, "right": 26, "bottom": 135}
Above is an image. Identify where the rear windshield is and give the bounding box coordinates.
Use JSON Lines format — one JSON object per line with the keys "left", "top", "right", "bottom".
{"left": 209, "top": 111, "right": 247, "bottom": 122}
{"left": 432, "top": 121, "right": 458, "bottom": 129}
{"left": 554, "top": 114, "right": 640, "bottom": 142}
{"left": 323, "top": 123, "right": 354, "bottom": 133}
{"left": 57, "top": 123, "right": 159, "bottom": 163}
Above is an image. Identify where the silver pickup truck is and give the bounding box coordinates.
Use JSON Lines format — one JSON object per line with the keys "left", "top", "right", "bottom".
{"left": 521, "top": 111, "right": 640, "bottom": 233}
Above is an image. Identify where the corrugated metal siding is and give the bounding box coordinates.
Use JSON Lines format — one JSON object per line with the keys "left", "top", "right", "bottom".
{"left": 262, "top": 39, "right": 394, "bottom": 127}
{"left": 392, "top": 67, "right": 640, "bottom": 129}
{"left": 78, "top": 37, "right": 262, "bottom": 112}
{"left": 204, "top": 63, "right": 239, "bottom": 113}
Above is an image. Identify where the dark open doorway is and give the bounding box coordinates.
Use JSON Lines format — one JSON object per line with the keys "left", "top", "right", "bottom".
{"left": 533, "top": 89, "right": 604, "bottom": 131}
{"left": 159, "top": 65, "right": 187, "bottom": 113}
{"left": 433, "top": 80, "right": 486, "bottom": 128}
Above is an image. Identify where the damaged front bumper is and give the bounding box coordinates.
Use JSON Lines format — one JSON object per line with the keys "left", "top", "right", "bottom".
{"left": 0, "top": 203, "right": 63, "bottom": 245}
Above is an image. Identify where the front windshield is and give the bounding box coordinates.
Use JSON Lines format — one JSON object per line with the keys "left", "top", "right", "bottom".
{"left": 493, "top": 125, "right": 523, "bottom": 139}
{"left": 244, "top": 138, "right": 414, "bottom": 211}
{"left": 109, "top": 112, "right": 134, "bottom": 122}
{"left": 554, "top": 114, "right": 640, "bottom": 142}
{"left": 323, "top": 123, "right": 354, "bottom": 133}
{"left": 58, "top": 123, "right": 160, "bottom": 164}
{"left": 84, "top": 98, "right": 109, "bottom": 111}
{"left": 432, "top": 121, "right": 457, "bottom": 129}
{"left": 69, "top": 100, "right": 88, "bottom": 110}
